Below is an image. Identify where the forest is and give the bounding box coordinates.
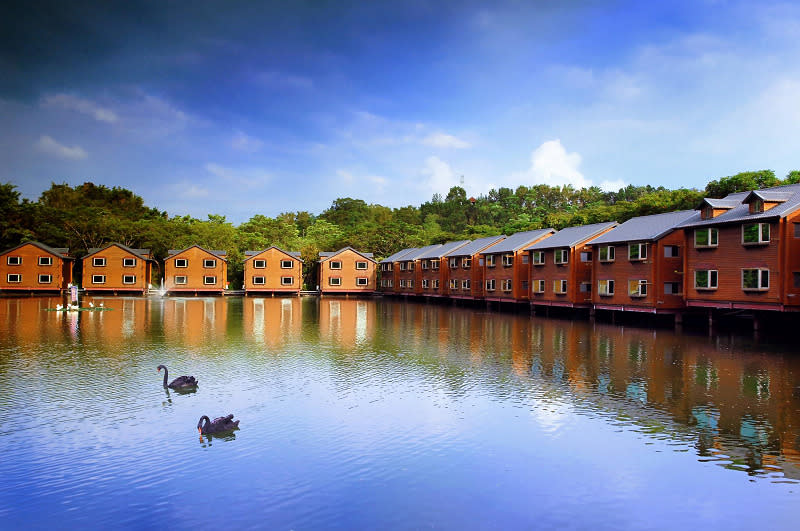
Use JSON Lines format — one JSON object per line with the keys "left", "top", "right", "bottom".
{"left": 2, "top": 169, "right": 798, "bottom": 289}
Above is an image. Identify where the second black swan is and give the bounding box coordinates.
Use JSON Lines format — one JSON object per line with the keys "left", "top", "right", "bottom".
{"left": 157, "top": 364, "right": 198, "bottom": 389}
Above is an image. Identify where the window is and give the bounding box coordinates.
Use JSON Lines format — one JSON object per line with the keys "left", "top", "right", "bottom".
{"left": 742, "top": 223, "right": 770, "bottom": 245}
{"left": 742, "top": 269, "right": 769, "bottom": 291}
{"left": 329, "top": 277, "right": 341, "bottom": 286}
{"left": 174, "top": 276, "right": 187, "bottom": 285}
{"left": 253, "top": 259, "right": 266, "bottom": 269}
{"left": 701, "top": 205, "right": 713, "bottom": 219}
{"left": 579, "top": 282, "right": 591, "bottom": 293}
{"left": 123, "top": 275, "right": 136, "bottom": 284}
{"left": 399, "top": 262, "right": 407, "bottom": 271}
{"left": 751, "top": 198, "right": 764, "bottom": 214}
{"left": 281, "top": 260, "right": 294, "bottom": 269}
{"left": 399, "top": 279, "right": 406, "bottom": 288}
{"left": 694, "top": 228, "right": 718, "bottom": 248}
{"left": 38, "top": 256, "right": 53, "bottom": 266}
{"left": 795, "top": 223, "right": 800, "bottom": 239}
{"left": 553, "top": 279, "right": 567, "bottom": 294}
{"left": 486, "top": 279, "right": 496, "bottom": 291}
{"left": 486, "top": 255, "right": 496, "bottom": 268}
{"left": 123, "top": 257, "right": 137, "bottom": 267}
{"left": 580, "top": 251, "right": 592, "bottom": 262}
{"left": 92, "top": 275, "right": 106, "bottom": 284}
{"left": 422, "top": 279, "right": 430, "bottom": 289}
{"left": 554, "top": 249, "right": 568, "bottom": 265}
{"left": 521, "top": 280, "right": 528, "bottom": 292}
{"left": 93, "top": 257, "right": 106, "bottom": 267}
{"left": 431, "top": 259, "right": 440, "bottom": 270}
{"left": 329, "top": 261, "right": 342, "bottom": 270}
{"left": 449, "top": 257, "right": 458, "bottom": 269}
{"left": 449, "top": 279, "right": 458, "bottom": 290}
{"left": 175, "top": 258, "right": 188, "bottom": 268}
{"left": 38, "top": 274, "right": 52, "bottom": 284}
{"left": 462, "top": 279, "right": 471, "bottom": 290}
{"left": 794, "top": 272, "right": 800, "bottom": 289}
{"left": 533, "top": 280, "right": 545, "bottom": 293}
{"left": 628, "top": 279, "right": 647, "bottom": 297}
{"left": 664, "top": 282, "right": 681, "bottom": 295}
{"left": 599, "top": 246, "right": 615, "bottom": 262}
{"left": 532, "top": 251, "right": 545, "bottom": 265}
{"left": 6, "top": 256, "right": 21, "bottom": 265}
{"left": 204, "top": 276, "right": 217, "bottom": 285}
{"left": 252, "top": 276, "right": 265, "bottom": 285}
{"left": 598, "top": 280, "right": 615, "bottom": 296}
{"left": 355, "top": 261, "right": 368, "bottom": 270}
{"left": 281, "top": 276, "right": 293, "bottom": 286}
{"left": 462, "top": 258, "right": 472, "bottom": 269}
{"left": 501, "top": 279, "right": 512, "bottom": 292}
{"left": 407, "top": 262, "right": 415, "bottom": 271}
{"left": 203, "top": 259, "right": 216, "bottom": 268}
{"left": 356, "top": 277, "right": 368, "bottom": 286}
{"left": 628, "top": 243, "right": 647, "bottom": 261}
{"left": 433, "top": 280, "right": 440, "bottom": 289}
{"left": 694, "top": 270, "right": 718, "bottom": 290}
{"left": 478, "top": 258, "right": 484, "bottom": 266}
{"left": 408, "top": 280, "right": 414, "bottom": 288}
{"left": 381, "top": 263, "right": 393, "bottom": 272}
{"left": 522, "top": 255, "right": 529, "bottom": 264}
{"left": 7, "top": 273, "right": 21, "bottom": 283}
{"left": 502, "top": 254, "right": 514, "bottom": 267}
{"left": 421, "top": 260, "right": 429, "bottom": 270}
{"left": 663, "top": 245, "right": 680, "bottom": 258}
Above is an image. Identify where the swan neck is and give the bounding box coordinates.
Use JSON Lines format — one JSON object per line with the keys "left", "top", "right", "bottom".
{"left": 162, "top": 367, "right": 168, "bottom": 387}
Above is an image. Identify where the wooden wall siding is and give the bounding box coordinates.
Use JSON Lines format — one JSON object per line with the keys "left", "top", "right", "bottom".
{"left": 244, "top": 248, "right": 301, "bottom": 293}
{"left": 0, "top": 244, "right": 70, "bottom": 291}
{"left": 530, "top": 245, "right": 594, "bottom": 307}
{"left": 785, "top": 211, "right": 800, "bottom": 307}
{"left": 685, "top": 221, "right": 784, "bottom": 309}
{"left": 83, "top": 246, "right": 151, "bottom": 293}
{"left": 319, "top": 250, "right": 377, "bottom": 293}
{"left": 484, "top": 249, "right": 543, "bottom": 301}
{"left": 419, "top": 262, "right": 447, "bottom": 296}
{"left": 395, "top": 263, "right": 417, "bottom": 295}
{"left": 444, "top": 255, "right": 486, "bottom": 299}
{"left": 164, "top": 247, "right": 227, "bottom": 293}
{"left": 591, "top": 232, "right": 685, "bottom": 312}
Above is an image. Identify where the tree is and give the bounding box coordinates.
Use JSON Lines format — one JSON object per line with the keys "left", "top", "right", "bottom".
{"left": 704, "top": 170, "right": 779, "bottom": 198}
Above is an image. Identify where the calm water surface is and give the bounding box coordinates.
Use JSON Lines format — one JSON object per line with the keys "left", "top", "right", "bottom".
{"left": 0, "top": 296, "right": 798, "bottom": 529}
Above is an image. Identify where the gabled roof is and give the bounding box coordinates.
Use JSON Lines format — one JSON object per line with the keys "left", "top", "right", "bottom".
{"left": 592, "top": 210, "right": 699, "bottom": 244}
{"left": 699, "top": 198, "right": 740, "bottom": 209}
{"left": 85, "top": 243, "right": 153, "bottom": 261}
{"left": 379, "top": 248, "right": 418, "bottom": 264}
{"left": 319, "top": 247, "right": 376, "bottom": 262}
{"left": 1, "top": 241, "right": 71, "bottom": 259}
{"left": 444, "top": 235, "right": 506, "bottom": 257}
{"left": 244, "top": 246, "right": 303, "bottom": 262}
{"left": 680, "top": 183, "right": 800, "bottom": 229}
{"left": 168, "top": 245, "right": 228, "bottom": 260}
{"left": 481, "top": 229, "right": 555, "bottom": 254}
{"left": 415, "top": 240, "right": 470, "bottom": 259}
{"left": 401, "top": 244, "right": 444, "bottom": 261}
{"left": 526, "top": 222, "right": 618, "bottom": 250}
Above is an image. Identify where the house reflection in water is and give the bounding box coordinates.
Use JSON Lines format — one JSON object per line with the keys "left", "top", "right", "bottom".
{"left": 243, "top": 297, "right": 302, "bottom": 348}
{"left": 162, "top": 297, "right": 228, "bottom": 347}
{"left": 318, "top": 298, "right": 374, "bottom": 348}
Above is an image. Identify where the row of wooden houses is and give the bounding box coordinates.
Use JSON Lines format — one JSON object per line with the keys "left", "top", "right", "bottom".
{"left": 0, "top": 244, "right": 378, "bottom": 296}
{"left": 379, "top": 184, "right": 800, "bottom": 316}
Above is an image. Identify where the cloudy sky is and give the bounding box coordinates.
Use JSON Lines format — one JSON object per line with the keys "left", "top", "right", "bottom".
{"left": 2, "top": 0, "right": 799, "bottom": 223}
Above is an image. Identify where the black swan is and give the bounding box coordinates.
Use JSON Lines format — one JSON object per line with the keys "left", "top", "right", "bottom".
{"left": 157, "top": 365, "right": 198, "bottom": 389}
{"left": 197, "top": 414, "right": 240, "bottom": 434}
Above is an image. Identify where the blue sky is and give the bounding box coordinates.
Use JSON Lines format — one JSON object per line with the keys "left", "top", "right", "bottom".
{"left": 2, "top": 0, "right": 799, "bottom": 224}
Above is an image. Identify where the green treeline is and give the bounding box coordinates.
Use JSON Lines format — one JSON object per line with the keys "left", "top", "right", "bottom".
{"left": 2, "top": 169, "right": 798, "bottom": 288}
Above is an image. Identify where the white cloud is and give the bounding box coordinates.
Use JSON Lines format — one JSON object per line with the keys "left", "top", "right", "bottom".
{"left": 525, "top": 140, "right": 592, "bottom": 189}
{"left": 231, "top": 131, "right": 263, "bottom": 152}
{"left": 204, "top": 163, "right": 270, "bottom": 188}
{"left": 422, "top": 132, "right": 471, "bottom": 149}
{"left": 256, "top": 71, "right": 314, "bottom": 90}
{"left": 420, "top": 156, "right": 457, "bottom": 194}
{"left": 40, "top": 93, "right": 118, "bottom": 123}
{"left": 36, "top": 135, "right": 88, "bottom": 160}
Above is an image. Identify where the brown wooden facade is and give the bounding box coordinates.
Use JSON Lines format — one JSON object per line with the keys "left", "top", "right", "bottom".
{"left": 482, "top": 229, "right": 555, "bottom": 303}
{"left": 243, "top": 247, "right": 303, "bottom": 295}
{"left": 164, "top": 246, "right": 228, "bottom": 295}
{"left": 319, "top": 247, "right": 377, "bottom": 294}
{"left": 418, "top": 241, "right": 469, "bottom": 298}
{"left": 82, "top": 244, "right": 153, "bottom": 294}
{"left": 379, "top": 248, "right": 416, "bottom": 294}
{"left": 0, "top": 242, "right": 73, "bottom": 292}
{"left": 444, "top": 235, "right": 506, "bottom": 300}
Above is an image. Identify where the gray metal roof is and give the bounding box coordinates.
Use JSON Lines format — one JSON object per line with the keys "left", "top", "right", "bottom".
{"left": 401, "top": 244, "right": 444, "bottom": 261}
{"left": 415, "top": 240, "right": 470, "bottom": 259}
{"left": 444, "top": 235, "right": 506, "bottom": 257}
{"left": 680, "top": 183, "right": 800, "bottom": 229}
{"left": 1, "top": 241, "right": 71, "bottom": 259}
{"left": 380, "top": 248, "right": 418, "bottom": 263}
{"left": 168, "top": 246, "right": 227, "bottom": 259}
{"left": 244, "top": 247, "right": 303, "bottom": 261}
{"left": 86, "top": 243, "right": 153, "bottom": 260}
{"left": 481, "top": 229, "right": 555, "bottom": 254}
{"left": 526, "top": 222, "right": 618, "bottom": 250}
{"left": 701, "top": 198, "right": 740, "bottom": 209}
{"left": 319, "top": 247, "right": 375, "bottom": 261}
{"left": 591, "top": 210, "right": 699, "bottom": 244}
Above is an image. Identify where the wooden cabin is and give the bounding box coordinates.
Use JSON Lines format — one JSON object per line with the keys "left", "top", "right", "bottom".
{"left": 396, "top": 245, "right": 442, "bottom": 296}
{"left": 526, "top": 222, "right": 618, "bottom": 309}
{"left": 378, "top": 248, "right": 417, "bottom": 294}
{"left": 590, "top": 210, "right": 699, "bottom": 314}
{"left": 82, "top": 244, "right": 154, "bottom": 294}
{"left": 243, "top": 246, "right": 303, "bottom": 295}
{"left": 318, "top": 247, "right": 378, "bottom": 294}
{"left": 481, "top": 229, "right": 555, "bottom": 303}
{"left": 164, "top": 245, "right": 228, "bottom": 295}
{"left": 443, "top": 235, "right": 506, "bottom": 301}
{"left": 0, "top": 241, "right": 73, "bottom": 292}
{"left": 679, "top": 184, "right": 800, "bottom": 312}
{"left": 417, "top": 240, "right": 469, "bottom": 298}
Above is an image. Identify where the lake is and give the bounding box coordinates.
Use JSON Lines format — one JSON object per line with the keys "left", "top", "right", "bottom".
{"left": 0, "top": 295, "right": 798, "bottom": 529}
